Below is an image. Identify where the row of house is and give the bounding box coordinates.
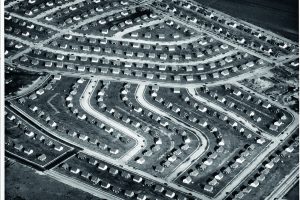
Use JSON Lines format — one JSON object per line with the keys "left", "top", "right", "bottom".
{"left": 5, "top": 15, "right": 53, "bottom": 41}
{"left": 63, "top": 152, "right": 188, "bottom": 199}
{"left": 56, "top": 0, "right": 130, "bottom": 27}
{"left": 229, "top": 135, "right": 298, "bottom": 199}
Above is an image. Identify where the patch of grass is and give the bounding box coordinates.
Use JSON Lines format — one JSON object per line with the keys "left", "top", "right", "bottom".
{"left": 5, "top": 159, "right": 101, "bottom": 200}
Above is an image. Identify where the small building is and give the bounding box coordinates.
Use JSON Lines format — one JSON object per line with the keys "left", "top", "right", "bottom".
{"left": 208, "top": 178, "right": 218, "bottom": 186}
{"left": 37, "top": 154, "right": 47, "bottom": 162}
{"left": 101, "top": 182, "right": 111, "bottom": 189}
{"left": 70, "top": 168, "right": 80, "bottom": 174}
{"left": 236, "top": 156, "right": 246, "bottom": 164}
{"left": 204, "top": 185, "right": 213, "bottom": 192}
{"left": 98, "top": 163, "right": 108, "bottom": 171}
{"left": 125, "top": 190, "right": 135, "bottom": 197}
{"left": 215, "top": 172, "right": 224, "bottom": 180}
{"left": 269, "top": 124, "right": 279, "bottom": 132}
{"left": 36, "top": 89, "right": 45, "bottom": 95}
{"left": 200, "top": 74, "right": 207, "bottom": 80}
{"left": 183, "top": 176, "right": 192, "bottom": 184}
{"left": 110, "top": 148, "right": 119, "bottom": 155}
{"left": 165, "top": 190, "right": 176, "bottom": 198}
{"left": 262, "top": 102, "right": 271, "bottom": 109}
{"left": 137, "top": 194, "right": 147, "bottom": 200}
{"left": 154, "top": 185, "right": 164, "bottom": 193}
{"left": 249, "top": 180, "right": 259, "bottom": 188}
{"left": 91, "top": 176, "right": 101, "bottom": 185}
{"left": 212, "top": 72, "right": 219, "bottom": 79}
{"left": 136, "top": 157, "right": 146, "bottom": 164}
{"left": 233, "top": 89, "right": 242, "bottom": 96}
{"left": 133, "top": 176, "right": 143, "bottom": 183}
{"left": 257, "top": 138, "right": 266, "bottom": 144}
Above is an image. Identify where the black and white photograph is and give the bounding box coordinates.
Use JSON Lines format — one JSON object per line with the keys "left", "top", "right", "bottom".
{"left": 1, "top": 0, "right": 299, "bottom": 200}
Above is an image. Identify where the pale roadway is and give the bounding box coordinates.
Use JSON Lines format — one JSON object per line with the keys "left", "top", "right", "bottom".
{"left": 234, "top": 82, "right": 299, "bottom": 143}
{"left": 79, "top": 78, "right": 146, "bottom": 163}
{"left": 187, "top": 83, "right": 299, "bottom": 199}
{"left": 7, "top": 5, "right": 142, "bottom": 32}
{"left": 6, "top": 59, "right": 296, "bottom": 200}
{"left": 4, "top": 0, "right": 25, "bottom": 8}
{"left": 5, "top": 0, "right": 299, "bottom": 199}
{"left": 186, "top": 88, "right": 274, "bottom": 141}
{"left": 8, "top": 60, "right": 272, "bottom": 89}
{"left": 5, "top": 33, "right": 238, "bottom": 66}
{"left": 6, "top": 4, "right": 144, "bottom": 61}
{"left": 135, "top": 83, "right": 208, "bottom": 182}
{"left": 135, "top": 82, "right": 299, "bottom": 199}
{"left": 215, "top": 118, "right": 298, "bottom": 199}
{"left": 234, "top": 82, "right": 299, "bottom": 120}
{"left": 71, "top": 31, "right": 205, "bottom": 46}
{"left": 10, "top": 103, "right": 211, "bottom": 200}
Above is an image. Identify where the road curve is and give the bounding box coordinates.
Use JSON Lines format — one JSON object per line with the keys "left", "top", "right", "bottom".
{"left": 135, "top": 83, "right": 208, "bottom": 181}
{"left": 79, "top": 78, "right": 146, "bottom": 163}
{"left": 186, "top": 87, "right": 274, "bottom": 141}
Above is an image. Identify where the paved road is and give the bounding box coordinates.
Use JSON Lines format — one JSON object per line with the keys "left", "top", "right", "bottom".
{"left": 4, "top": 0, "right": 25, "bottom": 8}
{"left": 71, "top": 31, "right": 204, "bottom": 46}
{"left": 5, "top": 0, "right": 299, "bottom": 199}
{"left": 6, "top": 4, "right": 143, "bottom": 62}
{"left": 79, "top": 78, "right": 146, "bottom": 163}
{"left": 135, "top": 83, "right": 208, "bottom": 182}
{"left": 7, "top": 60, "right": 271, "bottom": 92}
{"left": 6, "top": 33, "right": 238, "bottom": 66}
{"left": 234, "top": 82, "right": 299, "bottom": 119}
{"left": 186, "top": 87, "right": 274, "bottom": 141}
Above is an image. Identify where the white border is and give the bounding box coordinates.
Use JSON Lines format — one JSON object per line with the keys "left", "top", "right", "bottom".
{"left": 1, "top": 0, "right": 5, "bottom": 198}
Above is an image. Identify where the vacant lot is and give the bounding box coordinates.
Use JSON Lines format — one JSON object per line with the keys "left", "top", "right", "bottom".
{"left": 5, "top": 69, "right": 44, "bottom": 96}
{"left": 5, "top": 159, "right": 101, "bottom": 200}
